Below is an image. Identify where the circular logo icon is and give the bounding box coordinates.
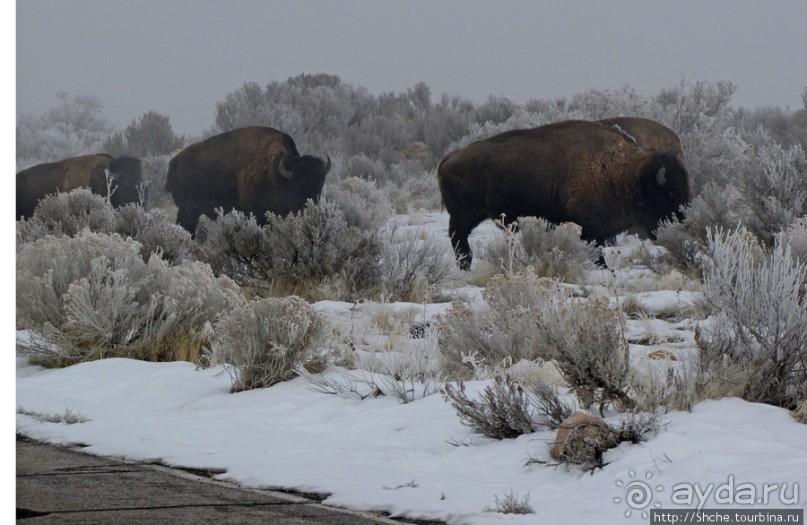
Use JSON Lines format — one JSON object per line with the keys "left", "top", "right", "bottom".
{"left": 614, "top": 470, "right": 663, "bottom": 518}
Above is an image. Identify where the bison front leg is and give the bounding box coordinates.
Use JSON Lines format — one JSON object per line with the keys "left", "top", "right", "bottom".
{"left": 448, "top": 216, "right": 475, "bottom": 271}
{"left": 176, "top": 205, "right": 202, "bottom": 234}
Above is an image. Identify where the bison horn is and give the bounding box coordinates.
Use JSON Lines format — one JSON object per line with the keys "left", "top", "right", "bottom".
{"left": 278, "top": 156, "right": 294, "bottom": 179}
{"left": 656, "top": 166, "right": 667, "bottom": 186}
{"left": 324, "top": 155, "right": 331, "bottom": 174}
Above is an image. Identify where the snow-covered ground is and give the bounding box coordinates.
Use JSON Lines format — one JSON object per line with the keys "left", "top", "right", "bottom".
{"left": 16, "top": 212, "right": 807, "bottom": 524}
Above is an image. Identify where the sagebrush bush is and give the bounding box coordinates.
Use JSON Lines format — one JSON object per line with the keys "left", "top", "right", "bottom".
{"left": 265, "top": 199, "right": 381, "bottom": 300}
{"left": 740, "top": 143, "right": 807, "bottom": 246}
{"left": 16, "top": 189, "right": 191, "bottom": 265}
{"left": 138, "top": 154, "right": 174, "bottom": 210}
{"left": 484, "top": 490, "right": 534, "bottom": 515}
{"left": 697, "top": 227, "right": 807, "bottom": 410}
{"left": 478, "top": 217, "right": 599, "bottom": 281}
{"left": 438, "top": 270, "right": 559, "bottom": 379}
{"left": 538, "top": 293, "right": 632, "bottom": 412}
{"left": 779, "top": 217, "right": 807, "bottom": 265}
{"left": 194, "top": 209, "right": 273, "bottom": 292}
{"left": 443, "top": 376, "right": 537, "bottom": 439}
{"left": 654, "top": 182, "right": 743, "bottom": 272}
{"left": 211, "top": 296, "right": 328, "bottom": 392}
{"left": 27, "top": 188, "right": 117, "bottom": 238}
{"left": 16, "top": 231, "right": 243, "bottom": 366}
{"left": 322, "top": 177, "right": 393, "bottom": 231}
{"left": 376, "top": 227, "right": 457, "bottom": 303}
{"left": 113, "top": 204, "right": 192, "bottom": 263}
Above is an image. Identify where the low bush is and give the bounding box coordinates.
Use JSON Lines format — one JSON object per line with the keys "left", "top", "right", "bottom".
{"left": 697, "top": 227, "right": 807, "bottom": 410}
{"left": 113, "top": 204, "right": 192, "bottom": 264}
{"left": 740, "top": 143, "right": 807, "bottom": 246}
{"left": 16, "top": 231, "right": 242, "bottom": 366}
{"left": 443, "top": 376, "right": 537, "bottom": 439}
{"left": 478, "top": 217, "right": 599, "bottom": 281}
{"left": 539, "top": 293, "right": 632, "bottom": 412}
{"left": 211, "top": 296, "right": 328, "bottom": 392}
{"left": 653, "top": 182, "right": 743, "bottom": 272}
{"left": 484, "top": 490, "right": 534, "bottom": 515}
{"left": 194, "top": 209, "right": 273, "bottom": 293}
{"left": 27, "top": 189, "right": 117, "bottom": 238}
{"left": 265, "top": 199, "right": 381, "bottom": 301}
{"left": 17, "top": 189, "right": 191, "bottom": 265}
{"left": 323, "top": 177, "right": 393, "bottom": 232}
{"left": 376, "top": 227, "right": 457, "bottom": 303}
{"left": 437, "top": 270, "right": 558, "bottom": 379}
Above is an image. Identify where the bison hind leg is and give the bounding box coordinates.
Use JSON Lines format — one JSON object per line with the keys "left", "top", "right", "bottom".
{"left": 448, "top": 213, "right": 487, "bottom": 271}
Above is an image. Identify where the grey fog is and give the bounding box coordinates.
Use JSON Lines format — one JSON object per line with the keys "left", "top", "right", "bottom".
{"left": 16, "top": 0, "right": 807, "bottom": 135}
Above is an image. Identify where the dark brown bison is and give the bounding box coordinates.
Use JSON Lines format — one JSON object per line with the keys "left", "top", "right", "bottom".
{"left": 16, "top": 154, "right": 143, "bottom": 219}
{"left": 599, "top": 117, "right": 685, "bottom": 160}
{"left": 166, "top": 126, "right": 331, "bottom": 233}
{"left": 437, "top": 119, "right": 690, "bottom": 269}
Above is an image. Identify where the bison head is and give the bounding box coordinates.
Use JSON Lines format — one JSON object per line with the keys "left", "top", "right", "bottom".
{"left": 636, "top": 153, "right": 690, "bottom": 238}
{"left": 277, "top": 154, "right": 331, "bottom": 200}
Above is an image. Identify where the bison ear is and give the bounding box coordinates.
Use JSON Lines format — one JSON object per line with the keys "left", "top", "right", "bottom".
{"left": 278, "top": 156, "right": 295, "bottom": 179}
{"left": 656, "top": 166, "right": 667, "bottom": 186}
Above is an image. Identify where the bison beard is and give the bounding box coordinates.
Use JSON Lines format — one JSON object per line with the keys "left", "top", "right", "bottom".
{"left": 165, "top": 127, "right": 331, "bottom": 233}
{"left": 437, "top": 119, "right": 690, "bottom": 270}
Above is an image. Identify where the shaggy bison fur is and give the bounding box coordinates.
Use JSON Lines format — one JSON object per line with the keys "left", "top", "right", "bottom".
{"left": 437, "top": 119, "right": 690, "bottom": 269}
{"left": 16, "top": 154, "right": 143, "bottom": 219}
{"left": 165, "top": 126, "right": 331, "bottom": 233}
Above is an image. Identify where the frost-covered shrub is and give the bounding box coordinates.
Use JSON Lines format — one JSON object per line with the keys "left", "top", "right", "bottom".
{"left": 484, "top": 490, "right": 534, "bottom": 515}
{"left": 265, "top": 200, "right": 381, "bottom": 300}
{"left": 386, "top": 165, "right": 443, "bottom": 212}
{"left": 27, "top": 188, "right": 117, "bottom": 238}
{"left": 478, "top": 217, "right": 599, "bottom": 281}
{"left": 779, "top": 217, "right": 807, "bottom": 266}
{"left": 376, "top": 227, "right": 457, "bottom": 303}
{"left": 328, "top": 153, "right": 388, "bottom": 183}
{"left": 212, "top": 296, "right": 328, "bottom": 392}
{"left": 539, "top": 294, "right": 632, "bottom": 411}
{"left": 357, "top": 325, "right": 444, "bottom": 404}
{"left": 698, "top": 228, "right": 807, "bottom": 410}
{"left": 654, "top": 182, "right": 743, "bottom": 271}
{"left": 194, "top": 209, "right": 273, "bottom": 292}
{"left": 322, "top": 177, "right": 393, "bottom": 231}
{"left": 443, "top": 376, "right": 537, "bottom": 439}
{"left": 16, "top": 231, "right": 242, "bottom": 366}
{"left": 438, "top": 270, "right": 558, "bottom": 379}
{"left": 17, "top": 190, "right": 191, "bottom": 264}
{"left": 739, "top": 143, "right": 807, "bottom": 246}
{"left": 138, "top": 154, "right": 174, "bottom": 210}
{"left": 113, "top": 204, "right": 192, "bottom": 264}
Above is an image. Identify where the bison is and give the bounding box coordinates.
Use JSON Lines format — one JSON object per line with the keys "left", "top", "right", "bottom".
{"left": 166, "top": 126, "right": 331, "bottom": 233}
{"left": 437, "top": 119, "right": 690, "bottom": 269}
{"left": 599, "top": 117, "right": 685, "bottom": 160}
{"left": 16, "top": 154, "right": 143, "bottom": 219}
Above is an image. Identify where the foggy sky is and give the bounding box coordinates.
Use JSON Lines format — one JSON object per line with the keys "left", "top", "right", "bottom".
{"left": 16, "top": 0, "right": 807, "bottom": 135}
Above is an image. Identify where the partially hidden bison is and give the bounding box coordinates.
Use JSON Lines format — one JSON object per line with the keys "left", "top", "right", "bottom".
{"left": 16, "top": 154, "right": 143, "bottom": 219}
{"left": 599, "top": 116, "right": 685, "bottom": 161}
{"left": 437, "top": 119, "right": 690, "bottom": 269}
{"left": 166, "top": 126, "right": 331, "bottom": 233}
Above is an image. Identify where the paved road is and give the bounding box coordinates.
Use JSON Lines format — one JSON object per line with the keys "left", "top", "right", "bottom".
{"left": 17, "top": 435, "right": 443, "bottom": 524}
